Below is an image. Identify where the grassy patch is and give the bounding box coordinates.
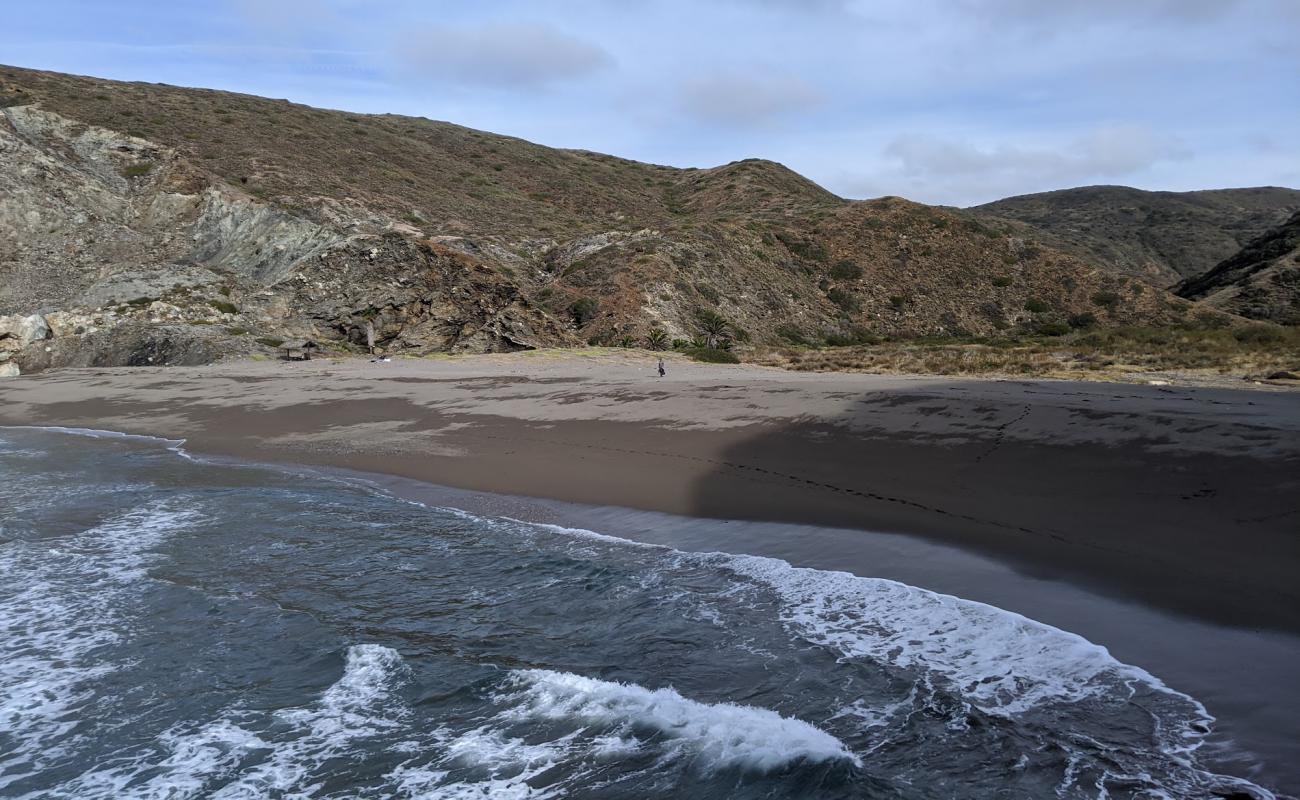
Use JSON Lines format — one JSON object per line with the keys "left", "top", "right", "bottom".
{"left": 209, "top": 299, "right": 239, "bottom": 315}
{"left": 119, "top": 162, "right": 153, "bottom": 179}
{"left": 685, "top": 347, "right": 740, "bottom": 364}
{"left": 746, "top": 324, "right": 1300, "bottom": 380}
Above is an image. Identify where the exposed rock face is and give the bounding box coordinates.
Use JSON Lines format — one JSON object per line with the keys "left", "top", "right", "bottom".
{"left": 0, "top": 101, "right": 572, "bottom": 371}
{"left": 1176, "top": 212, "right": 1300, "bottom": 324}
{"left": 0, "top": 313, "right": 51, "bottom": 351}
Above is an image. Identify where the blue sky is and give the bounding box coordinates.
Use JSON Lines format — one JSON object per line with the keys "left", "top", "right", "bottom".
{"left": 5, "top": 0, "right": 1297, "bottom": 205}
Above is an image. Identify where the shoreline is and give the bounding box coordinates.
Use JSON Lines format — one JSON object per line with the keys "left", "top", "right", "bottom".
{"left": 10, "top": 424, "right": 1300, "bottom": 795}
{"left": 1, "top": 354, "right": 1297, "bottom": 636}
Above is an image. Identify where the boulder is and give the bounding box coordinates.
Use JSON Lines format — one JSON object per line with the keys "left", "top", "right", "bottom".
{"left": 0, "top": 313, "right": 51, "bottom": 351}
{"left": 0, "top": 362, "right": 19, "bottom": 378}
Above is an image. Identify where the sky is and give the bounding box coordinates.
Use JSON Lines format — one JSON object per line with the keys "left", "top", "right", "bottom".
{"left": 4, "top": 0, "right": 1298, "bottom": 206}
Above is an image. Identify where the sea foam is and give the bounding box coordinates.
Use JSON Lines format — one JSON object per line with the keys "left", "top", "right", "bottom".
{"left": 500, "top": 668, "right": 861, "bottom": 772}
{"left": 0, "top": 502, "right": 202, "bottom": 792}
{"left": 723, "top": 553, "right": 1206, "bottom": 719}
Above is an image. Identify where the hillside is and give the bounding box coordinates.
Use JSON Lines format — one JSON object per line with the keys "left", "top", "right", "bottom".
{"left": 0, "top": 65, "right": 1229, "bottom": 372}
{"left": 1176, "top": 211, "right": 1300, "bottom": 324}
{"left": 968, "top": 185, "right": 1300, "bottom": 286}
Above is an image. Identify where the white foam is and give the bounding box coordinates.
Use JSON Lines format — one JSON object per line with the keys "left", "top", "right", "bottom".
{"left": 207, "top": 644, "right": 407, "bottom": 798}
{"left": 500, "top": 669, "right": 860, "bottom": 772}
{"left": 0, "top": 502, "right": 203, "bottom": 791}
{"left": 722, "top": 553, "right": 1207, "bottom": 720}
{"left": 42, "top": 644, "right": 408, "bottom": 799}
{"left": 0, "top": 425, "right": 193, "bottom": 459}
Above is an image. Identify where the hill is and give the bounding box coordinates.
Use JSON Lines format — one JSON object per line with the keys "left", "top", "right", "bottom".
{"left": 967, "top": 185, "right": 1300, "bottom": 287}
{"left": 1176, "top": 211, "right": 1300, "bottom": 324}
{"left": 0, "top": 65, "right": 1230, "bottom": 372}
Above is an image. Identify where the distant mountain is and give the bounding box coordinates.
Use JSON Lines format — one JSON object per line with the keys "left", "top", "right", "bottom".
{"left": 1176, "top": 211, "right": 1300, "bottom": 325}
{"left": 967, "top": 185, "right": 1300, "bottom": 287}
{"left": 0, "top": 66, "right": 1230, "bottom": 371}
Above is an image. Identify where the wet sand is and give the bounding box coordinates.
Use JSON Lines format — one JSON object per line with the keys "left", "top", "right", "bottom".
{"left": 1, "top": 352, "right": 1296, "bottom": 635}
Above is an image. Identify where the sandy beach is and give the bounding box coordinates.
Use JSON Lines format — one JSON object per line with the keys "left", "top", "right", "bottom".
{"left": 4, "top": 351, "right": 1300, "bottom": 793}
{"left": 2, "top": 351, "right": 1298, "bottom": 634}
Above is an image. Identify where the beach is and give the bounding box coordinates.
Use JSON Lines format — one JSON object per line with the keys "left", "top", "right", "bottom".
{"left": 3, "top": 351, "right": 1299, "bottom": 795}
{"left": 1, "top": 351, "right": 1297, "bottom": 632}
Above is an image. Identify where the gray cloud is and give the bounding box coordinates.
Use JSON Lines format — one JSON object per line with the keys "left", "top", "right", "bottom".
{"left": 394, "top": 22, "right": 612, "bottom": 89}
{"left": 869, "top": 125, "right": 1191, "bottom": 204}
{"left": 677, "top": 72, "right": 823, "bottom": 127}
{"left": 887, "top": 125, "right": 1188, "bottom": 182}
{"left": 955, "top": 0, "right": 1244, "bottom": 25}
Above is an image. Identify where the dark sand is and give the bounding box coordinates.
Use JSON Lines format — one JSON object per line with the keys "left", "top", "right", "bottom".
{"left": 3, "top": 352, "right": 1299, "bottom": 793}
{"left": 2, "top": 353, "right": 1296, "bottom": 633}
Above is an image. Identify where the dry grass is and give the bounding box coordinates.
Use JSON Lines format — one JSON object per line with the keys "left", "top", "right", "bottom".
{"left": 747, "top": 325, "right": 1300, "bottom": 383}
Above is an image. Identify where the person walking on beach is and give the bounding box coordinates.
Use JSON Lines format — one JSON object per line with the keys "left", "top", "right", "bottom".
{"left": 658, "top": 358, "right": 666, "bottom": 378}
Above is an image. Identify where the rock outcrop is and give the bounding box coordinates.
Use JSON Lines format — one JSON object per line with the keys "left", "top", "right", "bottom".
{"left": 1176, "top": 211, "right": 1300, "bottom": 324}
{"left": 0, "top": 97, "right": 572, "bottom": 371}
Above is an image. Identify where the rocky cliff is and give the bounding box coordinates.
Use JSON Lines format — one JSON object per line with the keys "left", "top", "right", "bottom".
{"left": 0, "top": 65, "right": 1239, "bottom": 373}
{"left": 1176, "top": 211, "right": 1300, "bottom": 324}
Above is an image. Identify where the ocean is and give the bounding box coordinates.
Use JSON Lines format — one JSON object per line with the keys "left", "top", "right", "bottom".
{"left": 0, "top": 427, "right": 1275, "bottom": 799}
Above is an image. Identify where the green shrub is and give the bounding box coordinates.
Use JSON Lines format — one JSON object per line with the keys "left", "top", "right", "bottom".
{"left": 255, "top": 336, "right": 285, "bottom": 347}
{"left": 888, "top": 295, "right": 908, "bottom": 310}
{"left": 645, "top": 328, "right": 669, "bottom": 350}
{"left": 671, "top": 338, "right": 691, "bottom": 350}
{"left": 126, "top": 296, "right": 155, "bottom": 307}
{"left": 1036, "top": 321, "right": 1071, "bottom": 336}
{"left": 775, "top": 324, "right": 811, "bottom": 345}
{"left": 827, "top": 288, "right": 858, "bottom": 313}
{"left": 824, "top": 327, "right": 881, "bottom": 347}
{"left": 685, "top": 347, "right": 740, "bottom": 364}
{"left": 830, "top": 260, "right": 863, "bottom": 281}
{"left": 1068, "top": 312, "right": 1098, "bottom": 329}
{"left": 119, "top": 163, "right": 153, "bottom": 179}
{"left": 1234, "top": 324, "right": 1285, "bottom": 344}
{"left": 776, "top": 233, "right": 829, "bottom": 262}
{"left": 1091, "top": 291, "right": 1121, "bottom": 308}
{"left": 991, "top": 275, "right": 1013, "bottom": 287}
{"left": 1023, "top": 298, "right": 1050, "bottom": 313}
{"left": 569, "top": 297, "right": 599, "bottom": 326}
{"left": 209, "top": 299, "right": 239, "bottom": 315}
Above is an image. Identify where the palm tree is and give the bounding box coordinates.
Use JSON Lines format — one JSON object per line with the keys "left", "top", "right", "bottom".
{"left": 645, "top": 328, "right": 668, "bottom": 351}
{"left": 617, "top": 335, "right": 636, "bottom": 348}
{"left": 696, "top": 310, "right": 730, "bottom": 349}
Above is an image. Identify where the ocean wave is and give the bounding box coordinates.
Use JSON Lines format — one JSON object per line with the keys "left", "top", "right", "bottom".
{"left": 723, "top": 553, "right": 1201, "bottom": 719}
{"left": 0, "top": 425, "right": 195, "bottom": 460}
{"left": 38, "top": 644, "right": 408, "bottom": 800}
{"left": 0, "top": 502, "right": 204, "bottom": 793}
{"left": 498, "top": 668, "right": 860, "bottom": 772}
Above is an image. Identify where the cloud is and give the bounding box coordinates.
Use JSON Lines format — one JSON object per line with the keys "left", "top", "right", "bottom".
{"left": 677, "top": 72, "right": 823, "bottom": 128}
{"left": 866, "top": 125, "right": 1191, "bottom": 204}
{"left": 886, "top": 125, "right": 1188, "bottom": 182}
{"left": 394, "top": 22, "right": 612, "bottom": 89}
{"left": 954, "top": 0, "right": 1244, "bottom": 26}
